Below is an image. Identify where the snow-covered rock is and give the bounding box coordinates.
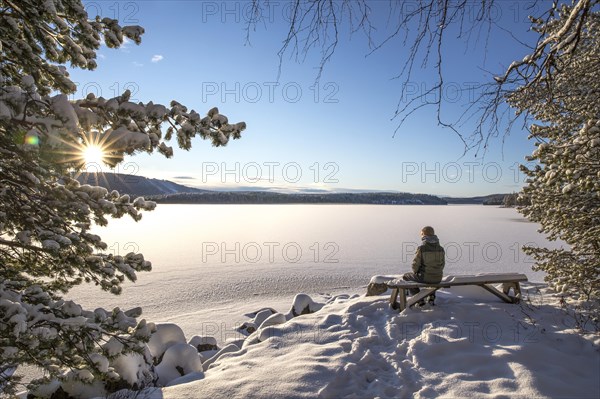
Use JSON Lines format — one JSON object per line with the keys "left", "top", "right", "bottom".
{"left": 289, "top": 293, "right": 324, "bottom": 317}
{"left": 251, "top": 308, "right": 276, "bottom": 327}
{"left": 366, "top": 275, "right": 401, "bottom": 296}
{"left": 237, "top": 321, "right": 257, "bottom": 335}
{"left": 188, "top": 336, "right": 218, "bottom": 352}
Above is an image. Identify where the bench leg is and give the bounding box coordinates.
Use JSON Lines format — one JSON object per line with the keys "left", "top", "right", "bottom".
{"left": 514, "top": 282, "right": 522, "bottom": 301}
{"left": 391, "top": 288, "right": 440, "bottom": 311}
{"left": 406, "top": 288, "right": 438, "bottom": 309}
{"left": 399, "top": 289, "right": 407, "bottom": 311}
{"left": 389, "top": 288, "right": 399, "bottom": 309}
{"left": 504, "top": 281, "right": 521, "bottom": 303}
{"left": 502, "top": 282, "right": 522, "bottom": 303}
{"left": 389, "top": 288, "right": 409, "bottom": 311}
{"left": 480, "top": 284, "right": 517, "bottom": 304}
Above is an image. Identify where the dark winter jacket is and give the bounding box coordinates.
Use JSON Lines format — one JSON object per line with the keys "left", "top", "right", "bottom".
{"left": 412, "top": 235, "right": 445, "bottom": 283}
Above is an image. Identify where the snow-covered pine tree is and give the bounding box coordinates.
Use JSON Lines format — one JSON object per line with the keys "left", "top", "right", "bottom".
{"left": 507, "top": 5, "right": 599, "bottom": 303}
{"left": 0, "top": 0, "right": 245, "bottom": 394}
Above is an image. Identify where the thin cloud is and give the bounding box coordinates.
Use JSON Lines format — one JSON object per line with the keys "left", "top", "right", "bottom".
{"left": 132, "top": 61, "right": 144, "bottom": 67}
{"left": 151, "top": 54, "right": 164, "bottom": 63}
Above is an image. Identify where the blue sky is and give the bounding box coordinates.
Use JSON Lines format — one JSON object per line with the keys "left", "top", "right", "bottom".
{"left": 71, "top": 0, "right": 545, "bottom": 196}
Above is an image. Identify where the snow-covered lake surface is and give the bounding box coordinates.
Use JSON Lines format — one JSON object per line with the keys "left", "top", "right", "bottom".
{"left": 68, "top": 204, "right": 563, "bottom": 342}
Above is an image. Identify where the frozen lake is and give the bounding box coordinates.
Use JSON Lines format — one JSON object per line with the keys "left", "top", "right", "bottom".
{"left": 68, "top": 204, "right": 562, "bottom": 340}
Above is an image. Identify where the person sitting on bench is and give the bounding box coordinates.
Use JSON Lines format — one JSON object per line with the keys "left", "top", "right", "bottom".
{"left": 403, "top": 226, "right": 445, "bottom": 305}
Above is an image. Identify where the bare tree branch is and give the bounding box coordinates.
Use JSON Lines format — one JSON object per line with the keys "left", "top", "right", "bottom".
{"left": 246, "top": 0, "right": 597, "bottom": 153}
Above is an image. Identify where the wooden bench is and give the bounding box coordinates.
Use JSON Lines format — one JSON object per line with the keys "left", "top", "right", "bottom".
{"left": 383, "top": 273, "right": 528, "bottom": 311}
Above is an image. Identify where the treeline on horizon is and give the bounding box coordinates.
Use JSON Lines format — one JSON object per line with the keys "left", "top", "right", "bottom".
{"left": 147, "top": 191, "right": 449, "bottom": 205}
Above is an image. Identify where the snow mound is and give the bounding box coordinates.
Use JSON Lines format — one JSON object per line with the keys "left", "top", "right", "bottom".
{"left": 60, "top": 372, "right": 106, "bottom": 398}
{"left": 202, "top": 343, "right": 241, "bottom": 371}
{"left": 111, "top": 347, "right": 154, "bottom": 388}
{"left": 165, "top": 371, "right": 205, "bottom": 387}
{"left": 154, "top": 343, "right": 203, "bottom": 386}
{"left": 257, "top": 325, "right": 285, "bottom": 343}
{"left": 198, "top": 349, "right": 219, "bottom": 363}
{"left": 147, "top": 323, "right": 186, "bottom": 362}
{"left": 258, "top": 312, "right": 287, "bottom": 329}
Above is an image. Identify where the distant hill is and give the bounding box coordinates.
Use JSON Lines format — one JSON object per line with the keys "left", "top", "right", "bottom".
{"left": 75, "top": 172, "right": 208, "bottom": 197}
{"left": 75, "top": 173, "right": 509, "bottom": 205}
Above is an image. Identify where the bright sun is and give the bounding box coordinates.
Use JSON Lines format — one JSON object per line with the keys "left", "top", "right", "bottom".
{"left": 82, "top": 145, "right": 105, "bottom": 165}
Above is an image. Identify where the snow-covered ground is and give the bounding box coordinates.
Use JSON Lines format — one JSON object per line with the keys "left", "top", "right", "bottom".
{"left": 19, "top": 205, "right": 597, "bottom": 398}
{"left": 110, "top": 284, "right": 599, "bottom": 399}
{"left": 67, "top": 205, "right": 562, "bottom": 342}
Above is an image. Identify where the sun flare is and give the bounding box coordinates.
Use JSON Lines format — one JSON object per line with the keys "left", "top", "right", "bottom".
{"left": 82, "top": 145, "right": 105, "bottom": 165}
